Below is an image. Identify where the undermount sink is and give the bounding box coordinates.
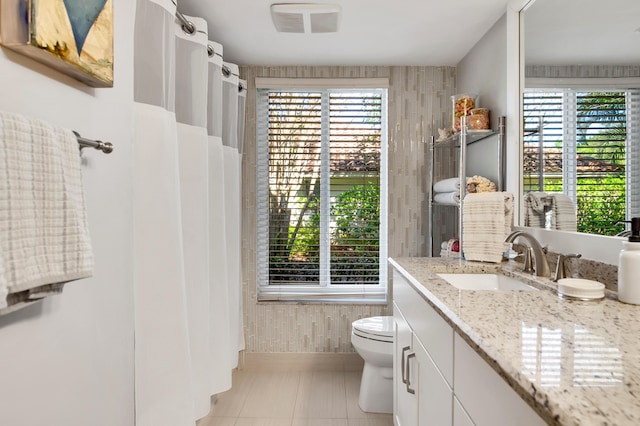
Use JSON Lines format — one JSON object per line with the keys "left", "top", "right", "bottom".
{"left": 436, "top": 273, "right": 538, "bottom": 291}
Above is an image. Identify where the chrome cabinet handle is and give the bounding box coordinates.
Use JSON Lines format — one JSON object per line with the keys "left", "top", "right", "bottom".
{"left": 405, "top": 353, "right": 416, "bottom": 394}
{"left": 401, "top": 346, "right": 411, "bottom": 384}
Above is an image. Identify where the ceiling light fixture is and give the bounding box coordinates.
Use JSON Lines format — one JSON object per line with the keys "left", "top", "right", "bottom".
{"left": 270, "top": 3, "right": 341, "bottom": 34}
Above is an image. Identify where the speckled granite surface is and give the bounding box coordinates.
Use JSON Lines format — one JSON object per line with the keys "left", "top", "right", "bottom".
{"left": 389, "top": 257, "right": 640, "bottom": 426}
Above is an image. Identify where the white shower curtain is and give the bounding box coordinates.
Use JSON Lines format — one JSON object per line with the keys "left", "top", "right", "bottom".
{"left": 175, "top": 15, "right": 212, "bottom": 420}
{"left": 133, "top": 1, "right": 244, "bottom": 424}
{"left": 133, "top": 1, "right": 194, "bottom": 425}
{"left": 206, "top": 41, "right": 233, "bottom": 394}
{"left": 222, "top": 62, "right": 245, "bottom": 359}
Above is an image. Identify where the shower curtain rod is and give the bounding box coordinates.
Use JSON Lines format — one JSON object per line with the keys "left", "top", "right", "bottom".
{"left": 175, "top": 10, "right": 245, "bottom": 92}
{"left": 176, "top": 10, "right": 196, "bottom": 34}
{"left": 73, "top": 131, "right": 114, "bottom": 154}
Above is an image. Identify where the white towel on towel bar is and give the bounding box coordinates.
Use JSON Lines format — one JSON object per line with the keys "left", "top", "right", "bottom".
{"left": 0, "top": 111, "right": 93, "bottom": 313}
{"left": 462, "top": 192, "right": 514, "bottom": 263}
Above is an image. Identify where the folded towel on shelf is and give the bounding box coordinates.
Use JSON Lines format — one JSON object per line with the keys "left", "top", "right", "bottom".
{"left": 433, "top": 191, "right": 460, "bottom": 205}
{"left": 0, "top": 111, "right": 93, "bottom": 314}
{"left": 433, "top": 177, "right": 462, "bottom": 193}
{"left": 523, "top": 192, "right": 548, "bottom": 228}
{"left": 462, "top": 192, "right": 514, "bottom": 263}
{"left": 551, "top": 193, "right": 577, "bottom": 232}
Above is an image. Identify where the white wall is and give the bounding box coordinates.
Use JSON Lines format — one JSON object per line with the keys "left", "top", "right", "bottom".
{"left": 0, "top": 2, "right": 135, "bottom": 425}
{"left": 456, "top": 14, "right": 507, "bottom": 131}
{"left": 456, "top": 14, "right": 510, "bottom": 196}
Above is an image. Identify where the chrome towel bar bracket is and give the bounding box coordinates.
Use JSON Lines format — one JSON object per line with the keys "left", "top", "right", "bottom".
{"left": 74, "top": 131, "right": 114, "bottom": 154}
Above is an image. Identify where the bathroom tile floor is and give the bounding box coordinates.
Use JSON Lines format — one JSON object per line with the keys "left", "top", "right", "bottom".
{"left": 197, "top": 369, "right": 393, "bottom": 426}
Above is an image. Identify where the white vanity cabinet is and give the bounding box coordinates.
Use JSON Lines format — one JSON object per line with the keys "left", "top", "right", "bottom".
{"left": 393, "top": 269, "right": 453, "bottom": 426}
{"left": 393, "top": 304, "right": 417, "bottom": 426}
{"left": 392, "top": 267, "right": 547, "bottom": 426}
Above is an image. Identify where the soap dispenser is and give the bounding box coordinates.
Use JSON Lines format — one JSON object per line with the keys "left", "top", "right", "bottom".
{"left": 618, "top": 217, "right": 640, "bottom": 304}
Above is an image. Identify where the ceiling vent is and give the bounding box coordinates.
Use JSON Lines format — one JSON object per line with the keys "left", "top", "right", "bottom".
{"left": 270, "top": 3, "right": 341, "bottom": 33}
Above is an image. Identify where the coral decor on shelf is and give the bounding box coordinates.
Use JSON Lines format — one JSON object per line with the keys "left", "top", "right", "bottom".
{"left": 466, "top": 175, "right": 497, "bottom": 193}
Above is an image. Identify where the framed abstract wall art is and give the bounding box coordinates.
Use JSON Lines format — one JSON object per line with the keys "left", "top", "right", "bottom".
{"left": 0, "top": 0, "right": 113, "bottom": 87}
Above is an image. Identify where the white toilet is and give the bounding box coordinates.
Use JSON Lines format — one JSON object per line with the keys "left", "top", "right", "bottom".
{"left": 351, "top": 316, "right": 394, "bottom": 414}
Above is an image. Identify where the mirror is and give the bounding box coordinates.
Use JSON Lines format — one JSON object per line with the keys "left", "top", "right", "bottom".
{"left": 520, "top": 0, "right": 640, "bottom": 236}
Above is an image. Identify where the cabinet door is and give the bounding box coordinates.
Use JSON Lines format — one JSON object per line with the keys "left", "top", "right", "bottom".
{"left": 393, "top": 269, "right": 454, "bottom": 386}
{"left": 415, "top": 339, "right": 453, "bottom": 426}
{"left": 454, "top": 334, "right": 546, "bottom": 426}
{"left": 453, "top": 397, "right": 474, "bottom": 426}
{"left": 393, "top": 303, "right": 417, "bottom": 426}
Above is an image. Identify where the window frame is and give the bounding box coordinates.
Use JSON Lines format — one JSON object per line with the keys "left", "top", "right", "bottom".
{"left": 255, "top": 78, "right": 389, "bottom": 303}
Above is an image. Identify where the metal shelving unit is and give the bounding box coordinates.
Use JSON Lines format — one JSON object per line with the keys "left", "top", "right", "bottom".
{"left": 428, "top": 116, "right": 506, "bottom": 257}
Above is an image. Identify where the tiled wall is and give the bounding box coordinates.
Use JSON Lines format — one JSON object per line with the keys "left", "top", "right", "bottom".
{"left": 526, "top": 65, "right": 640, "bottom": 78}
{"left": 239, "top": 66, "right": 456, "bottom": 352}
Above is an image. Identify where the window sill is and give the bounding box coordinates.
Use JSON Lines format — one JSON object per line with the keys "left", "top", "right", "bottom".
{"left": 256, "top": 294, "right": 388, "bottom": 305}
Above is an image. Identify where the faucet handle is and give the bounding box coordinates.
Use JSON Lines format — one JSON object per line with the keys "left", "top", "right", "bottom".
{"left": 553, "top": 253, "right": 582, "bottom": 282}
{"left": 522, "top": 247, "right": 534, "bottom": 274}
{"left": 514, "top": 248, "right": 534, "bottom": 273}
{"left": 554, "top": 254, "right": 567, "bottom": 281}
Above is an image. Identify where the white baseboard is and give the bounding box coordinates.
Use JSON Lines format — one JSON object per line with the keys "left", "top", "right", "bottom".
{"left": 241, "top": 352, "right": 364, "bottom": 372}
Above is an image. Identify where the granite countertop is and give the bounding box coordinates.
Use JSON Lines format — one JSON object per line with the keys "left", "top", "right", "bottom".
{"left": 389, "top": 257, "right": 640, "bottom": 426}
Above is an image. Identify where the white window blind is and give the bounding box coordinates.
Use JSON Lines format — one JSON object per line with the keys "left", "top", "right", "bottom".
{"left": 256, "top": 84, "right": 388, "bottom": 302}
{"left": 523, "top": 88, "right": 640, "bottom": 235}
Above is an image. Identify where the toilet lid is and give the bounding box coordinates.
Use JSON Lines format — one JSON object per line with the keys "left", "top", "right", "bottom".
{"left": 352, "top": 316, "right": 394, "bottom": 342}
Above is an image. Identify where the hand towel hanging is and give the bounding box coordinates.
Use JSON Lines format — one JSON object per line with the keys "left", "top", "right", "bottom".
{"left": 551, "top": 193, "right": 577, "bottom": 232}
{"left": 0, "top": 111, "right": 93, "bottom": 314}
{"left": 462, "top": 192, "right": 514, "bottom": 263}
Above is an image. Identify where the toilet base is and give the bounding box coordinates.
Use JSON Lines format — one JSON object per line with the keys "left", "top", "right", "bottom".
{"left": 358, "top": 363, "right": 393, "bottom": 414}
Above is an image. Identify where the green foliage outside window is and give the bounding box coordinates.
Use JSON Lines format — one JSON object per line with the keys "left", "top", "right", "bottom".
{"left": 287, "top": 183, "right": 380, "bottom": 259}
{"left": 331, "top": 184, "right": 380, "bottom": 254}
{"left": 289, "top": 196, "right": 320, "bottom": 260}
{"left": 544, "top": 176, "right": 625, "bottom": 236}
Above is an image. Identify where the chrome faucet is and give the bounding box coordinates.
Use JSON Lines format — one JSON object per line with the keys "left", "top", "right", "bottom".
{"left": 504, "top": 231, "right": 551, "bottom": 277}
{"left": 553, "top": 253, "right": 582, "bottom": 281}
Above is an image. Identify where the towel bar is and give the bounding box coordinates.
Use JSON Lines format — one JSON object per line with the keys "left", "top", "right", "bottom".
{"left": 73, "top": 131, "right": 113, "bottom": 154}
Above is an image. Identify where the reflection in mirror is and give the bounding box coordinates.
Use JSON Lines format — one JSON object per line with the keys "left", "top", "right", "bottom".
{"left": 521, "top": 0, "right": 640, "bottom": 236}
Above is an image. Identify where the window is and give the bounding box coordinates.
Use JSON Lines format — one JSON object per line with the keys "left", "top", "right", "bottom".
{"left": 256, "top": 79, "right": 388, "bottom": 302}
{"left": 523, "top": 88, "right": 640, "bottom": 235}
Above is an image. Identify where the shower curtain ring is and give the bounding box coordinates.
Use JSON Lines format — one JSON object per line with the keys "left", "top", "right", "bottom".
{"left": 176, "top": 10, "right": 195, "bottom": 35}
